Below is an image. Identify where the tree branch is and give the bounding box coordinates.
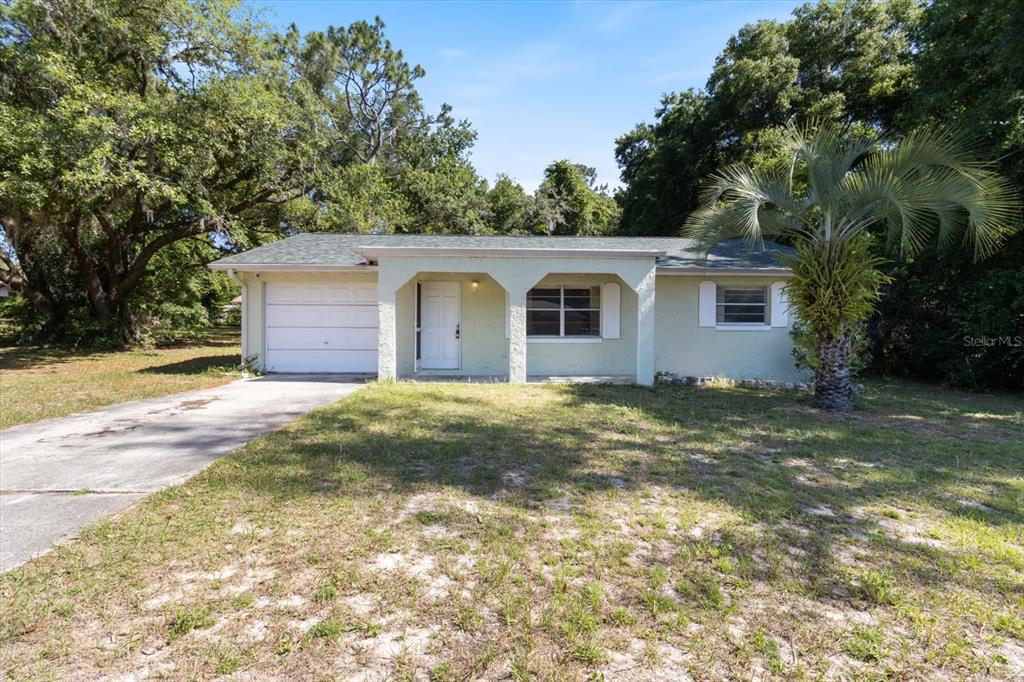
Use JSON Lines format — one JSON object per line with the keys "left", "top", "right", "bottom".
{"left": 59, "top": 212, "right": 111, "bottom": 316}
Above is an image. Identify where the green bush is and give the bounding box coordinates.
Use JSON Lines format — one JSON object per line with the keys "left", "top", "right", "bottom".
{"left": 154, "top": 302, "right": 211, "bottom": 329}
{"left": 874, "top": 236, "right": 1024, "bottom": 390}
{"left": 0, "top": 295, "right": 41, "bottom": 343}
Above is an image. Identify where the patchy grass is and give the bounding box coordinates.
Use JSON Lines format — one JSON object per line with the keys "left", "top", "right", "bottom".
{"left": 0, "top": 379, "right": 1021, "bottom": 679}
{"left": 0, "top": 328, "right": 240, "bottom": 428}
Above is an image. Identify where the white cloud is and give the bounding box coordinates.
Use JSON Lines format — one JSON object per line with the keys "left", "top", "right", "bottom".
{"left": 439, "top": 47, "right": 468, "bottom": 59}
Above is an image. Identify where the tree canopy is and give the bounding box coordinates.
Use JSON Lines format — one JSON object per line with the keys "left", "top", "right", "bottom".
{"left": 684, "top": 121, "right": 1017, "bottom": 410}
{"left": 0, "top": 1, "right": 601, "bottom": 342}
{"left": 1, "top": 0, "right": 1020, "bottom": 391}
{"left": 615, "top": 0, "right": 922, "bottom": 236}
{"left": 1, "top": 0, "right": 305, "bottom": 340}
{"left": 615, "top": 0, "right": 1023, "bottom": 389}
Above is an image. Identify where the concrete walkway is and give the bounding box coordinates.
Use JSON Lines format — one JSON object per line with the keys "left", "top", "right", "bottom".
{"left": 0, "top": 375, "right": 365, "bottom": 572}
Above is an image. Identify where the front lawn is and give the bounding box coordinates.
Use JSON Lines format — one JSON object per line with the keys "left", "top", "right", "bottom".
{"left": 0, "top": 329, "right": 241, "bottom": 429}
{"left": 1, "top": 380, "right": 1021, "bottom": 679}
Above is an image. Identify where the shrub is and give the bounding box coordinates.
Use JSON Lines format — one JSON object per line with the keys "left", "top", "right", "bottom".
{"left": 874, "top": 236, "right": 1024, "bottom": 390}
{"left": 154, "top": 302, "right": 210, "bottom": 329}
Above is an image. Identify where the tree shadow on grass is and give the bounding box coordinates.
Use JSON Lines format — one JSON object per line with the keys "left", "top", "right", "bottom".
{"left": 0, "top": 329, "right": 240, "bottom": 372}
{"left": 203, "top": 380, "right": 1023, "bottom": 613}
{"left": 0, "top": 345, "right": 116, "bottom": 371}
{"left": 8, "top": 379, "right": 1018, "bottom": 679}
{"left": 140, "top": 354, "right": 239, "bottom": 375}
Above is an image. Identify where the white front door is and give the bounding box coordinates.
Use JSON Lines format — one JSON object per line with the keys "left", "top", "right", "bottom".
{"left": 419, "top": 281, "right": 460, "bottom": 370}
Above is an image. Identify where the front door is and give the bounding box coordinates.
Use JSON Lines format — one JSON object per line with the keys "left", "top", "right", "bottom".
{"left": 419, "top": 281, "right": 460, "bottom": 369}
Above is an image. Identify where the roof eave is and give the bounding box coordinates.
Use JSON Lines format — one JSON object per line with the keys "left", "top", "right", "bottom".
{"left": 656, "top": 266, "right": 793, "bottom": 277}
{"left": 355, "top": 246, "right": 667, "bottom": 259}
{"left": 207, "top": 262, "right": 376, "bottom": 272}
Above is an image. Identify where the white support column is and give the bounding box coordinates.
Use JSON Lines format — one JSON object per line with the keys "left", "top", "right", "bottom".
{"left": 377, "top": 283, "right": 398, "bottom": 381}
{"left": 635, "top": 267, "right": 656, "bottom": 386}
{"left": 238, "top": 278, "right": 248, "bottom": 363}
{"left": 507, "top": 288, "right": 527, "bottom": 384}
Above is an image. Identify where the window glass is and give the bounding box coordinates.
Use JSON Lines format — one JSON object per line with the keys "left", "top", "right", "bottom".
{"left": 527, "top": 288, "right": 561, "bottom": 309}
{"left": 716, "top": 287, "right": 767, "bottom": 324}
{"left": 563, "top": 287, "right": 600, "bottom": 309}
{"left": 526, "top": 310, "right": 560, "bottom": 335}
{"left": 526, "top": 285, "right": 601, "bottom": 336}
{"left": 564, "top": 310, "right": 600, "bottom": 336}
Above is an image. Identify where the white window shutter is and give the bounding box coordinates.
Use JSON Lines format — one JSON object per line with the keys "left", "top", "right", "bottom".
{"left": 770, "top": 281, "right": 790, "bottom": 327}
{"left": 698, "top": 281, "right": 716, "bottom": 327}
{"left": 601, "top": 282, "right": 620, "bottom": 339}
{"left": 505, "top": 291, "right": 510, "bottom": 339}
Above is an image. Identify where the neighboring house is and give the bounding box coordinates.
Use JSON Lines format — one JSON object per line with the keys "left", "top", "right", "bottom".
{"left": 0, "top": 280, "right": 8, "bottom": 298}
{"left": 208, "top": 234, "right": 799, "bottom": 385}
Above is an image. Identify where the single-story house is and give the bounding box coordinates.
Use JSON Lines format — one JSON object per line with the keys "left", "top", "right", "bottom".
{"left": 208, "top": 233, "right": 800, "bottom": 385}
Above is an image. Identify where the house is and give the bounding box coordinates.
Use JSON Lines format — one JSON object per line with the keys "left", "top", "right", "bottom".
{"left": 0, "top": 280, "right": 8, "bottom": 298}
{"left": 208, "top": 233, "right": 800, "bottom": 385}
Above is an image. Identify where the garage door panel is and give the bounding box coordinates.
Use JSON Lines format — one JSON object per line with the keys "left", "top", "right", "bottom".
{"left": 265, "top": 350, "right": 377, "bottom": 373}
{"left": 267, "top": 283, "right": 378, "bottom": 305}
{"left": 264, "top": 282, "right": 379, "bottom": 373}
{"left": 267, "top": 327, "right": 378, "bottom": 351}
{"left": 267, "top": 283, "right": 347, "bottom": 305}
{"left": 355, "top": 284, "right": 378, "bottom": 303}
{"left": 266, "top": 304, "right": 378, "bottom": 328}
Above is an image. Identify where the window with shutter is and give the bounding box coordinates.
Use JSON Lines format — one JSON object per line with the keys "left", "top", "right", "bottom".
{"left": 526, "top": 285, "right": 601, "bottom": 337}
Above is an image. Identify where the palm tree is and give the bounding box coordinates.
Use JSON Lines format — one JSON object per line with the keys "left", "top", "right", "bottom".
{"left": 684, "top": 122, "right": 1018, "bottom": 412}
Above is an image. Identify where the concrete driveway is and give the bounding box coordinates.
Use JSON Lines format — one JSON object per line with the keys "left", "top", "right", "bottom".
{"left": 0, "top": 375, "right": 365, "bottom": 572}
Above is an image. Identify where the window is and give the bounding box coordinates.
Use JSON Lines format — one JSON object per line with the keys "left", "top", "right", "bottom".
{"left": 716, "top": 286, "right": 767, "bottom": 324}
{"left": 527, "top": 286, "right": 601, "bottom": 337}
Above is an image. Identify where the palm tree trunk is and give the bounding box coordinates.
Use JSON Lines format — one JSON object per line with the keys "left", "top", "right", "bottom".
{"left": 812, "top": 330, "right": 855, "bottom": 412}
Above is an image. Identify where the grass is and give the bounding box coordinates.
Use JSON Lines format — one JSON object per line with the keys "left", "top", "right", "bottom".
{"left": 0, "top": 328, "right": 241, "bottom": 429}
{"left": 0, "top": 379, "right": 1021, "bottom": 679}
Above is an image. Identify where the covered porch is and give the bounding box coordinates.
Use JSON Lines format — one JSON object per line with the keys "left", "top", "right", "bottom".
{"left": 362, "top": 247, "right": 661, "bottom": 386}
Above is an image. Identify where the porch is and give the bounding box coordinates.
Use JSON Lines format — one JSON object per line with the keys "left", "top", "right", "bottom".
{"left": 363, "top": 247, "right": 662, "bottom": 386}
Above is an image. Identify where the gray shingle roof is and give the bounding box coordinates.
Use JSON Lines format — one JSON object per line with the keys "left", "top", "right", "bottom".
{"left": 209, "top": 233, "right": 793, "bottom": 271}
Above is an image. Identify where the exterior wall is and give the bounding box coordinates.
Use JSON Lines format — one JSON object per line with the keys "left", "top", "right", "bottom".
{"left": 395, "top": 273, "right": 507, "bottom": 377}
{"left": 239, "top": 271, "right": 378, "bottom": 372}
{"left": 375, "top": 254, "right": 658, "bottom": 384}
{"left": 525, "top": 274, "right": 637, "bottom": 377}
{"left": 236, "top": 266, "right": 799, "bottom": 383}
{"left": 654, "top": 275, "right": 804, "bottom": 382}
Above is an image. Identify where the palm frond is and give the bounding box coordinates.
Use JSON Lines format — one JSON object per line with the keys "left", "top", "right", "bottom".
{"left": 687, "top": 121, "right": 1018, "bottom": 263}
{"left": 781, "top": 120, "right": 878, "bottom": 207}
{"left": 831, "top": 132, "right": 1019, "bottom": 260}
{"left": 684, "top": 162, "right": 805, "bottom": 252}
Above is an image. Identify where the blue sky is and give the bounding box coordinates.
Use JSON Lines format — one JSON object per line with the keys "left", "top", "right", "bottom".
{"left": 255, "top": 1, "right": 802, "bottom": 192}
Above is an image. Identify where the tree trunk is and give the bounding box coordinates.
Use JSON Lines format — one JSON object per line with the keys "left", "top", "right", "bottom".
{"left": 812, "top": 330, "right": 855, "bottom": 412}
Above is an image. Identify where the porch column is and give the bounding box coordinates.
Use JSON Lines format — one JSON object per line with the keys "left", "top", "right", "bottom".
{"left": 508, "top": 288, "right": 527, "bottom": 384}
{"left": 635, "top": 266, "right": 656, "bottom": 386}
{"left": 377, "top": 274, "right": 400, "bottom": 381}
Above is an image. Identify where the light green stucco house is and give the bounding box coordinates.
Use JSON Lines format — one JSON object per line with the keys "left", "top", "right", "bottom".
{"left": 209, "top": 233, "right": 801, "bottom": 385}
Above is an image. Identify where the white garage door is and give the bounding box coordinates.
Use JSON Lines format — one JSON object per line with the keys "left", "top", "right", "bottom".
{"left": 265, "top": 283, "right": 378, "bottom": 373}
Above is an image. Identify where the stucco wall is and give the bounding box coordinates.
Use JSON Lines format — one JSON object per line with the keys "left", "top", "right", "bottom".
{"left": 395, "top": 273, "right": 507, "bottom": 377}
{"left": 239, "top": 271, "right": 378, "bottom": 372}
{"left": 393, "top": 272, "right": 638, "bottom": 377}
{"left": 375, "top": 253, "right": 658, "bottom": 383}
{"left": 524, "top": 273, "right": 638, "bottom": 377}
{"left": 239, "top": 268, "right": 800, "bottom": 383}
{"left": 654, "top": 275, "right": 803, "bottom": 382}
